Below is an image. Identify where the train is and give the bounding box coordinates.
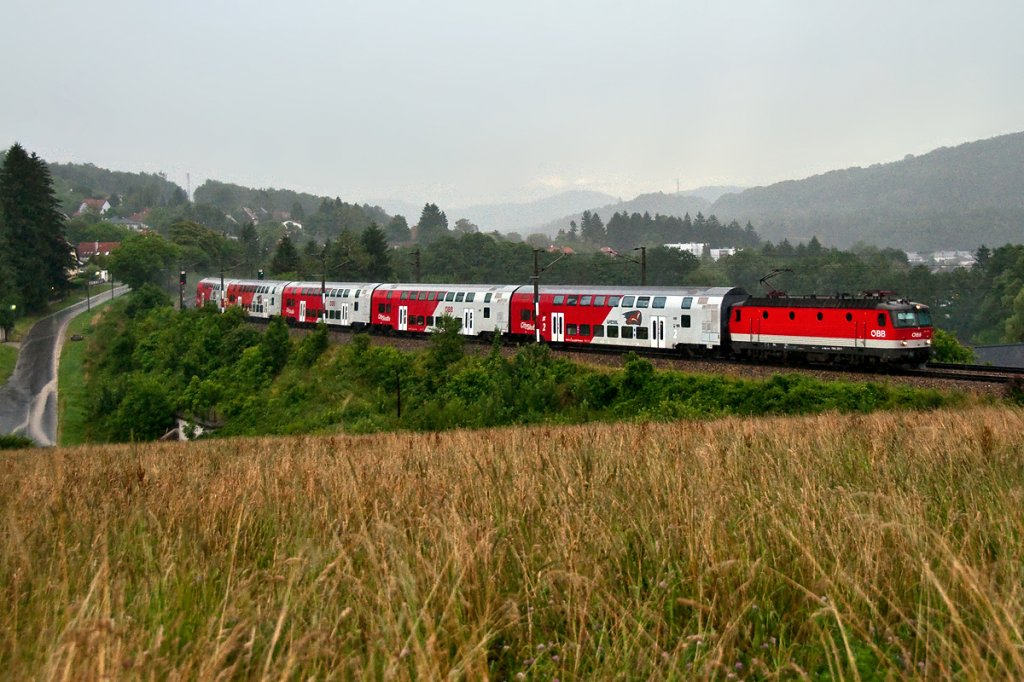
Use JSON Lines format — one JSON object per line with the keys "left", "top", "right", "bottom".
{"left": 196, "top": 276, "right": 934, "bottom": 365}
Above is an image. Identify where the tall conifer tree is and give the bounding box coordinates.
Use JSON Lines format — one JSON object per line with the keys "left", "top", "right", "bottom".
{"left": 0, "top": 144, "right": 75, "bottom": 311}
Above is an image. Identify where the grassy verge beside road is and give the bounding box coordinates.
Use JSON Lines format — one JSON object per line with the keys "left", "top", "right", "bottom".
{"left": 57, "top": 304, "right": 111, "bottom": 446}
{"left": 0, "top": 344, "right": 15, "bottom": 385}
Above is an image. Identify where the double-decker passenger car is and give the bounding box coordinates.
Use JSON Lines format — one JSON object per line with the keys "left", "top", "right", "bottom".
{"left": 509, "top": 286, "right": 749, "bottom": 353}
{"left": 370, "top": 283, "right": 520, "bottom": 336}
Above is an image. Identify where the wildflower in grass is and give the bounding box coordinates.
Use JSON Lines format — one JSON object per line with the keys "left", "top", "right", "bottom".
{"left": 735, "top": 661, "right": 744, "bottom": 671}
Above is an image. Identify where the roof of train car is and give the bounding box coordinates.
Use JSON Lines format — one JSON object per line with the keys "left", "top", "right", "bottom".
{"left": 521, "top": 285, "right": 749, "bottom": 297}
{"left": 740, "top": 295, "right": 927, "bottom": 310}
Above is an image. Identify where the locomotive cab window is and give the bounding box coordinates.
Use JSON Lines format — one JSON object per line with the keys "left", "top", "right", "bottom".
{"left": 734, "top": 309, "right": 742, "bottom": 322}
{"left": 878, "top": 313, "right": 887, "bottom": 327}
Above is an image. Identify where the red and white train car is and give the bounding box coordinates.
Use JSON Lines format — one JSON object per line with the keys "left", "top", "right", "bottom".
{"left": 728, "top": 293, "right": 933, "bottom": 364}
{"left": 321, "top": 282, "right": 378, "bottom": 329}
{"left": 509, "top": 285, "right": 749, "bottom": 352}
{"left": 370, "top": 283, "right": 520, "bottom": 336}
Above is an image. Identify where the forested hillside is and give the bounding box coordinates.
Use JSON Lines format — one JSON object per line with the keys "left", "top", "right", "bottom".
{"left": 536, "top": 191, "right": 714, "bottom": 237}
{"left": 711, "top": 132, "right": 1024, "bottom": 250}
{"left": 48, "top": 161, "right": 187, "bottom": 215}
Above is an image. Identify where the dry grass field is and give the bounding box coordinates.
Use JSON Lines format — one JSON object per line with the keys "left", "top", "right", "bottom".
{"left": 2, "top": 406, "right": 1024, "bottom": 680}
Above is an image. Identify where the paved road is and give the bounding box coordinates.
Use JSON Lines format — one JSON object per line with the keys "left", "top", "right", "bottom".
{"left": 0, "top": 286, "right": 129, "bottom": 446}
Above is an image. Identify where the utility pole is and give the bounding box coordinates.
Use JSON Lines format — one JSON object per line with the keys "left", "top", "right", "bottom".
{"left": 532, "top": 248, "right": 570, "bottom": 343}
{"left": 633, "top": 246, "right": 647, "bottom": 286}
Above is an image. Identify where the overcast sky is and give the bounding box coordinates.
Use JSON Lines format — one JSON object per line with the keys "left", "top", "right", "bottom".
{"left": 2, "top": 0, "right": 1022, "bottom": 208}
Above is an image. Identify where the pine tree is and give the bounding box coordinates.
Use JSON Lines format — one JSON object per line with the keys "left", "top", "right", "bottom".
{"left": 269, "top": 236, "right": 301, "bottom": 275}
{"left": 415, "top": 203, "right": 448, "bottom": 244}
{"left": 361, "top": 223, "right": 391, "bottom": 279}
{"left": 0, "top": 144, "right": 76, "bottom": 311}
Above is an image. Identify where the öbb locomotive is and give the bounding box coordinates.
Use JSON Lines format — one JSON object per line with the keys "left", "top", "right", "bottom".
{"left": 196, "top": 277, "right": 933, "bottom": 365}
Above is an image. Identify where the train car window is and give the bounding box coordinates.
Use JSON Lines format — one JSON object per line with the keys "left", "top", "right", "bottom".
{"left": 400, "top": 291, "right": 409, "bottom": 300}
{"left": 637, "top": 296, "right": 650, "bottom": 308}
{"left": 455, "top": 292, "right": 465, "bottom": 302}
{"left": 484, "top": 293, "right": 492, "bottom": 303}
{"left": 356, "top": 290, "right": 362, "bottom": 298}
{"left": 681, "top": 315, "right": 691, "bottom": 328}
{"left": 427, "top": 292, "right": 436, "bottom": 301}
{"left": 636, "top": 326, "right": 649, "bottom": 340}
{"left": 789, "top": 311, "right": 795, "bottom": 320}
{"left": 580, "top": 295, "right": 592, "bottom": 306}
{"left": 520, "top": 309, "right": 532, "bottom": 321}
{"left": 567, "top": 295, "right": 578, "bottom": 306}
{"left": 622, "top": 296, "right": 635, "bottom": 307}
{"left": 621, "top": 326, "right": 634, "bottom": 339}
{"left": 354, "top": 302, "right": 359, "bottom": 311}
{"left": 682, "top": 297, "right": 693, "bottom": 309}
{"left": 653, "top": 296, "right": 666, "bottom": 308}
{"left": 735, "top": 309, "right": 742, "bottom": 322}
{"left": 427, "top": 316, "right": 435, "bottom": 326}
{"left": 445, "top": 292, "right": 456, "bottom": 302}
{"left": 386, "top": 290, "right": 393, "bottom": 299}
{"left": 287, "top": 298, "right": 294, "bottom": 307}
{"left": 762, "top": 311, "right": 768, "bottom": 319}
{"left": 418, "top": 291, "right": 428, "bottom": 301}
{"left": 580, "top": 324, "right": 591, "bottom": 336}
{"left": 567, "top": 324, "right": 578, "bottom": 335}
{"left": 816, "top": 312, "right": 823, "bottom": 321}
{"left": 416, "top": 315, "right": 425, "bottom": 325}
{"left": 594, "top": 325, "right": 604, "bottom": 337}
{"left": 466, "top": 293, "right": 475, "bottom": 302}
{"left": 607, "top": 324, "right": 619, "bottom": 338}
{"left": 594, "top": 296, "right": 606, "bottom": 306}
{"left": 846, "top": 313, "right": 853, "bottom": 321}
{"left": 483, "top": 307, "right": 490, "bottom": 318}
{"left": 608, "top": 296, "right": 621, "bottom": 307}
{"left": 878, "top": 313, "right": 887, "bottom": 327}
{"left": 378, "top": 303, "right": 387, "bottom": 313}
{"left": 553, "top": 295, "right": 564, "bottom": 305}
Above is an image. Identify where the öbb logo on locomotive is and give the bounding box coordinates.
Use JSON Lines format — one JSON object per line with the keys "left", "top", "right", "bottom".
{"left": 195, "top": 278, "right": 933, "bottom": 365}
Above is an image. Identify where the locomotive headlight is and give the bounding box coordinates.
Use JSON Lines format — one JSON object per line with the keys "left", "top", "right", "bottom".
{"left": 901, "top": 341, "right": 908, "bottom": 346}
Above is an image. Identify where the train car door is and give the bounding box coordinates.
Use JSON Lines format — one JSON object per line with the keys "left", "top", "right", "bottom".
{"left": 299, "top": 300, "right": 307, "bottom": 323}
{"left": 701, "top": 304, "right": 720, "bottom": 345}
{"left": 462, "top": 309, "right": 474, "bottom": 335}
{"left": 341, "top": 303, "right": 350, "bottom": 325}
{"left": 651, "top": 316, "right": 667, "bottom": 349}
{"left": 399, "top": 306, "right": 408, "bottom": 331}
{"left": 551, "top": 312, "right": 565, "bottom": 342}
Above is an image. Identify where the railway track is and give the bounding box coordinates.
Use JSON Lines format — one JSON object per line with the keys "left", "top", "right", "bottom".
{"left": 295, "top": 322, "right": 1019, "bottom": 391}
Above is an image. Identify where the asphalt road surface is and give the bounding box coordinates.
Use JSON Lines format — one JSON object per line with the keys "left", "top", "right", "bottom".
{"left": 0, "top": 285, "right": 129, "bottom": 446}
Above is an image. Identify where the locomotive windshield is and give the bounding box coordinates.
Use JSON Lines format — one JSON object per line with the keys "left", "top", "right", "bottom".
{"left": 891, "top": 308, "right": 932, "bottom": 328}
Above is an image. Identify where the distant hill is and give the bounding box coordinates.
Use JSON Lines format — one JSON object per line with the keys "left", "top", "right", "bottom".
{"left": 450, "top": 190, "right": 620, "bottom": 234}
{"left": 46, "top": 161, "right": 187, "bottom": 215}
{"left": 710, "top": 132, "right": 1024, "bottom": 250}
{"left": 534, "top": 191, "right": 716, "bottom": 237}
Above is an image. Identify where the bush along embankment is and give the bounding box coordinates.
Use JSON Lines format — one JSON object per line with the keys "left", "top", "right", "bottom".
{"left": 81, "top": 287, "right": 970, "bottom": 442}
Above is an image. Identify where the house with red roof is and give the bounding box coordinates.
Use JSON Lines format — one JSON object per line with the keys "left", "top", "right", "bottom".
{"left": 76, "top": 241, "right": 120, "bottom": 261}
{"left": 74, "top": 198, "right": 111, "bottom": 216}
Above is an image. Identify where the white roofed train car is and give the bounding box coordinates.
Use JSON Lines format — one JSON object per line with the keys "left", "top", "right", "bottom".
{"left": 509, "top": 285, "right": 750, "bottom": 353}
{"left": 370, "top": 283, "right": 520, "bottom": 336}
